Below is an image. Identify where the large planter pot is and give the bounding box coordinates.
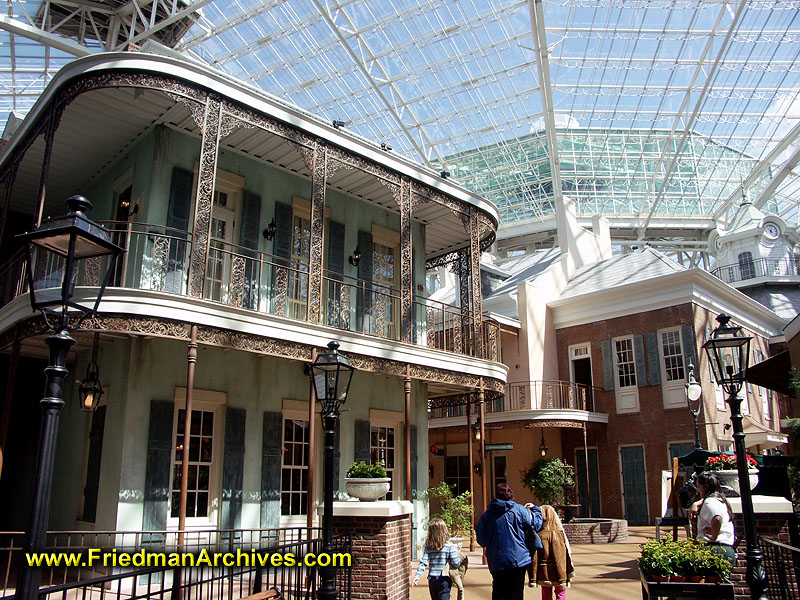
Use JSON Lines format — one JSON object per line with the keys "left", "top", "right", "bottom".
{"left": 345, "top": 478, "right": 391, "bottom": 501}
{"left": 713, "top": 469, "right": 758, "bottom": 496}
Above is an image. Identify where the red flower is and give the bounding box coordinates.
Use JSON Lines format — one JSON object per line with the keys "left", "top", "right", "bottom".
{"left": 705, "top": 454, "right": 757, "bottom": 471}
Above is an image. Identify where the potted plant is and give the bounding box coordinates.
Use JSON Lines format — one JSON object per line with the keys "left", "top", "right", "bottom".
{"left": 427, "top": 482, "right": 473, "bottom": 549}
{"left": 521, "top": 458, "right": 575, "bottom": 506}
{"left": 345, "top": 461, "right": 390, "bottom": 501}
{"left": 637, "top": 539, "right": 673, "bottom": 582}
{"left": 703, "top": 545, "right": 733, "bottom": 583}
{"left": 704, "top": 453, "right": 758, "bottom": 495}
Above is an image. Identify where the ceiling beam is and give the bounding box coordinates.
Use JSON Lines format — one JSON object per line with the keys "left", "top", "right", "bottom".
{"left": 713, "top": 119, "right": 800, "bottom": 220}
{"left": 637, "top": 0, "right": 747, "bottom": 240}
{"left": 751, "top": 143, "right": 800, "bottom": 211}
{"left": 0, "top": 15, "right": 93, "bottom": 56}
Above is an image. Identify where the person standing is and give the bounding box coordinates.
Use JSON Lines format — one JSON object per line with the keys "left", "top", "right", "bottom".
{"left": 476, "top": 483, "right": 543, "bottom": 600}
{"left": 413, "top": 518, "right": 462, "bottom": 600}
{"left": 529, "top": 504, "right": 575, "bottom": 600}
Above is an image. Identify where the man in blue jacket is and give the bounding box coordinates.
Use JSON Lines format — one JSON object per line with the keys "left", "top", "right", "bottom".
{"left": 476, "top": 483, "right": 543, "bottom": 600}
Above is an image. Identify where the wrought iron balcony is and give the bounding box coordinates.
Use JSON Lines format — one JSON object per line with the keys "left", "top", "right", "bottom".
{"left": 428, "top": 380, "right": 599, "bottom": 419}
{"left": 0, "top": 222, "right": 500, "bottom": 361}
{"left": 712, "top": 256, "right": 800, "bottom": 285}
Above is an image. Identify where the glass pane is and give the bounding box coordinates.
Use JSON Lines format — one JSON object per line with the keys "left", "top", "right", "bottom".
{"left": 198, "top": 465, "right": 210, "bottom": 490}
{"left": 196, "top": 492, "right": 208, "bottom": 517}
{"left": 201, "top": 438, "right": 212, "bottom": 462}
{"left": 202, "top": 413, "right": 213, "bottom": 436}
{"left": 186, "top": 492, "right": 196, "bottom": 518}
{"left": 189, "top": 437, "right": 200, "bottom": 462}
{"left": 188, "top": 465, "right": 198, "bottom": 488}
{"left": 190, "top": 412, "right": 201, "bottom": 435}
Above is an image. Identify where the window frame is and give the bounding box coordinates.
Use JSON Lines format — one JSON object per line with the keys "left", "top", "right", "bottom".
{"left": 369, "top": 408, "right": 402, "bottom": 501}
{"left": 167, "top": 389, "right": 226, "bottom": 529}
{"left": 612, "top": 335, "right": 640, "bottom": 414}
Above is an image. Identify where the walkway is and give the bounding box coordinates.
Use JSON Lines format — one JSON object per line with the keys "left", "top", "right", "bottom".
{"left": 410, "top": 526, "right": 657, "bottom": 600}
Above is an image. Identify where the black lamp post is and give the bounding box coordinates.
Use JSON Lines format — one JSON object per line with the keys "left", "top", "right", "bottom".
{"left": 685, "top": 363, "right": 703, "bottom": 449}
{"left": 310, "top": 341, "right": 354, "bottom": 600}
{"left": 16, "top": 195, "right": 123, "bottom": 600}
{"left": 703, "top": 313, "right": 767, "bottom": 600}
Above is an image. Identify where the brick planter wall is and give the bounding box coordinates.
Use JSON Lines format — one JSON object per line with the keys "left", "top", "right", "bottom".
{"left": 562, "top": 518, "right": 628, "bottom": 543}
{"left": 330, "top": 506, "right": 412, "bottom": 600}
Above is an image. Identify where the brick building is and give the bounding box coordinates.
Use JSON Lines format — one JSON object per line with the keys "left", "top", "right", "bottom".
{"left": 429, "top": 205, "right": 788, "bottom": 526}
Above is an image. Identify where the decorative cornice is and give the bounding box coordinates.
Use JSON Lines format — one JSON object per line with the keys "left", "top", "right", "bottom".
{"left": 0, "top": 312, "right": 504, "bottom": 390}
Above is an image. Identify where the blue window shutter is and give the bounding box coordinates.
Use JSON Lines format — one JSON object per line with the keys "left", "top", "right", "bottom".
{"left": 634, "top": 334, "right": 647, "bottom": 388}
{"left": 82, "top": 405, "right": 106, "bottom": 522}
{"left": 646, "top": 332, "right": 661, "bottom": 386}
{"left": 601, "top": 340, "right": 615, "bottom": 391}
{"left": 356, "top": 230, "right": 373, "bottom": 331}
{"left": 681, "top": 325, "right": 698, "bottom": 370}
{"left": 167, "top": 167, "right": 193, "bottom": 235}
{"left": 238, "top": 191, "right": 261, "bottom": 309}
{"left": 354, "top": 419, "right": 371, "bottom": 464}
{"left": 410, "top": 424, "right": 418, "bottom": 499}
{"left": 221, "top": 407, "right": 246, "bottom": 530}
{"left": 327, "top": 220, "right": 346, "bottom": 328}
{"left": 143, "top": 399, "right": 173, "bottom": 531}
{"left": 273, "top": 202, "right": 293, "bottom": 260}
{"left": 261, "top": 411, "right": 282, "bottom": 528}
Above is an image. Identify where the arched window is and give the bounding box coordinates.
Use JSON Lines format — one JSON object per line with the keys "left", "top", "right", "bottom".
{"left": 738, "top": 251, "right": 755, "bottom": 280}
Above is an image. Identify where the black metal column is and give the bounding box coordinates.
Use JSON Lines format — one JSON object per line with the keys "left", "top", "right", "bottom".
{"left": 317, "top": 411, "right": 339, "bottom": 600}
{"left": 17, "top": 328, "right": 75, "bottom": 600}
{"left": 727, "top": 392, "right": 768, "bottom": 600}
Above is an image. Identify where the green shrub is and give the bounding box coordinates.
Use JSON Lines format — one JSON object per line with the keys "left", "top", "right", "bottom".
{"left": 345, "top": 461, "right": 387, "bottom": 478}
{"left": 521, "top": 458, "right": 575, "bottom": 505}
{"left": 638, "top": 539, "right": 731, "bottom": 579}
{"left": 427, "top": 482, "right": 473, "bottom": 538}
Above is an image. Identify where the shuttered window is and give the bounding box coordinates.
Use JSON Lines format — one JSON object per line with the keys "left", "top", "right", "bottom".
{"left": 660, "top": 329, "right": 685, "bottom": 382}
{"left": 281, "top": 418, "right": 309, "bottom": 516}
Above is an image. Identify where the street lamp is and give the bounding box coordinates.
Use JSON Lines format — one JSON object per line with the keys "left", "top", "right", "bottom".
{"left": 703, "top": 313, "right": 766, "bottom": 600}
{"left": 310, "top": 341, "right": 354, "bottom": 600}
{"left": 685, "top": 364, "right": 703, "bottom": 449}
{"left": 539, "top": 429, "right": 548, "bottom": 457}
{"left": 16, "top": 195, "right": 124, "bottom": 600}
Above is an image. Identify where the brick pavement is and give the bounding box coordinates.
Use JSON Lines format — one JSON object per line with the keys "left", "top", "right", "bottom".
{"left": 410, "top": 526, "right": 657, "bottom": 600}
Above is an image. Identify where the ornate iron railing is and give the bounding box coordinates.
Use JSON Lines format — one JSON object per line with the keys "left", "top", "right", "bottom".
{"left": 0, "top": 221, "right": 496, "bottom": 359}
{"left": 0, "top": 527, "right": 320, "bottom": 597}
{"left": 428, "top": 380, "right": 599, "bottom": 418}
{"left": 0, "top": 530, "right": 352, "bottom": 600}
{"left": 762, "top": 538, "right": 800, "bottom": 600}
{"left": 712, "top": 256, "right": 800, "bottom": 284}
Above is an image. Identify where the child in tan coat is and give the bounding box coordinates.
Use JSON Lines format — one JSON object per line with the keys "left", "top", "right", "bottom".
{"left": 529, "top": 505, "right": 575, "bottom": 600}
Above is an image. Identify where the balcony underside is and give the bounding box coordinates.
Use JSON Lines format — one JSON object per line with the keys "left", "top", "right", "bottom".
{"left": 0, "top": 290, "right": 507, "bottom": 393}
{"left": 428, "top": 409, "right": 608, "bottom": 430}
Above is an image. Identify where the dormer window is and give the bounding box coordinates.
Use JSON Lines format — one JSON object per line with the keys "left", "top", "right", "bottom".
{"left": 738, "top": 251, "right": 755, "bottom": 280}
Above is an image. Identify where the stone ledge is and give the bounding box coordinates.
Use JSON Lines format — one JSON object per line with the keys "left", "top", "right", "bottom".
{"left": 727, "top": 495, "right": 793, "bottom": 514}
{"left": 562, "top": 518, "right": 629, "bottom": 544}
{"left": 317, "top": 500, "right": 414, "bottom": 518}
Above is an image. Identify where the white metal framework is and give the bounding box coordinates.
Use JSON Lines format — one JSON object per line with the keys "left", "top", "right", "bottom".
{"left": 2, "top": 0, "right": 799, "bottom": 254}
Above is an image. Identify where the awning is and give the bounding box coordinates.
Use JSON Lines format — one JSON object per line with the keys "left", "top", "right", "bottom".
{"left": 745, "top": 350, "right": 795, "bottom": 397}
{"left": 743, "top": 416, "right": 789, "bottom": 450}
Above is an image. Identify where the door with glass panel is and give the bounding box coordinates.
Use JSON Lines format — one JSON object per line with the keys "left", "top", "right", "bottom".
{"left": 370, "top": 425, "right": 396, "bottom": 500}
{"left": 288, "top": 214, "right": 310, "bottom": 320}
{"left": 170, "top": 408, "right": 216, "bottom": 522}
{"left": 205, "top": 187, "right": 237, "bottom": 303}
{"left": 372, "top": 241, "right": 398, "bottom": 339}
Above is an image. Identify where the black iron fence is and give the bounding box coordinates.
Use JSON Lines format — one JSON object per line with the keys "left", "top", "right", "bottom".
{"left": 0, "top": 527, "right": 352, "bottom": 599}
{"left": 762, "top": 538, "right": 800, "bottom": 600}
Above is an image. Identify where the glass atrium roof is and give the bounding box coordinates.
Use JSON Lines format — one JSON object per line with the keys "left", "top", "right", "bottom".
{"left": 1, "top": 0, "right": 799, "bottom": 233}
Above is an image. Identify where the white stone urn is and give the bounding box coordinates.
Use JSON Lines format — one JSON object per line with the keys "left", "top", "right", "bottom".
{"left": 714, "top": 469, "right": 759, "bottom": 496}
{"left": 345, "top": 477, "right": 391, "bottom": 501}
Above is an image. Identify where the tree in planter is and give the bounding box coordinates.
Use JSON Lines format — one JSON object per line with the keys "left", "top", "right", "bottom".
{"left": 427, "top": 482, "right": 473, "bottom": 538}
{"left": 521, "top": 458, "right": 575, "bottom": 505}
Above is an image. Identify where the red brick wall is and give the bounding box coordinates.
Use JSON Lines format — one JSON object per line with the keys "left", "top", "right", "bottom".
{"left": 730, "top": 512, "right": 794, "bottom": 600}
{"left": 558, "top": 304, "right": 697, "bottom": 522}
{"left": 332, "top": 514, "right": 411, "bottom": 600}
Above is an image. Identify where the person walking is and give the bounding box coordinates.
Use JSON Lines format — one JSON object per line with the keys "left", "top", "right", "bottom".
{"left": 529, "top": 504, "right": 575, "bottom": 600}
{"left": 476, "top": 483, "right": 543, "bottom": 600}
{"left": 413, "top": 518, "right": 462, "bottom": 600}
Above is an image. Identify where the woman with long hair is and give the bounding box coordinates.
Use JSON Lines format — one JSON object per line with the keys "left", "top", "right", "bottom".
{"left": 692, "top": 472, "right": 736, "bottom": 565}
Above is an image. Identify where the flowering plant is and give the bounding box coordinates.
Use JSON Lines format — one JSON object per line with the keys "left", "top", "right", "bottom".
{"left": 705, "top": 454, "right": 757, "bottom": 471}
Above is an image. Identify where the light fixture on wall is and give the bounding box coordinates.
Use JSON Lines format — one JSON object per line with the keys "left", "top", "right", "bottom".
{"left": 332, "top": 119, "right": 347, "bottom": 129}
{"left": 381, "top": 142, "right": 393, "bottom": 151}
{"left": 440, "top": 170, "right": 451, "bottom": 179}
{"left": 539, "top": 429, "right": 548, "bottom": 457}
{"left": 78, "top": 333, "right": 103, "bottom": 412}
{"left": 349, "top": 246, "right": 361, "bottom": 267}
{"left": 473, "top": 462, "right": 482, "bottom": 476}
{"left": 262, "top": 218, "right": 276, "bottom": 241}
{"left": 472, "top": 423, "right": 481, "bottom": 441}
